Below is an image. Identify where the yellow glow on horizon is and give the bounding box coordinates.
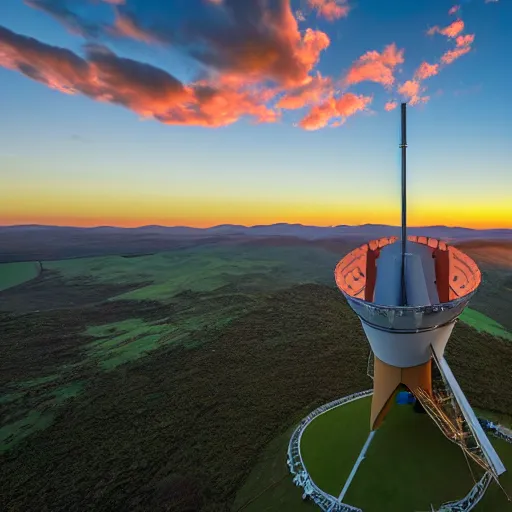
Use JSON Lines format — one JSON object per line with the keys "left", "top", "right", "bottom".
{"left": 0, "top": 189, "right": 510, "bottom": 229}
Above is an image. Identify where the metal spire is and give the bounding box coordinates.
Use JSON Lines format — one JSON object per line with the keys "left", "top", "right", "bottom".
{"left": 400, "top": 103, "right": 408, "bottom": 306}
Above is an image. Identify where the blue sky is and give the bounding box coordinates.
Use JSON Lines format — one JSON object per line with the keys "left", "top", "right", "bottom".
{"left": 0, "top": 0, "right": 510, "bottom": 228}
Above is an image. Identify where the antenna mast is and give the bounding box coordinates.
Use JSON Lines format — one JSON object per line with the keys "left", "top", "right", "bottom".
{"left": 400, "top": 103, "right": 408, "bottom": 306}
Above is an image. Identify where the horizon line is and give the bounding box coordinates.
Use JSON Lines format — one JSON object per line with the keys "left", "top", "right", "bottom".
{"left": 1, "top": 222, "right": 511, "bottom": 231}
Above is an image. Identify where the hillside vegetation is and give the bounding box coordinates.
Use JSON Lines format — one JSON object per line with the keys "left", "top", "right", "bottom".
{"left": 0, "top": 242, "right": 511, "bottom": 511}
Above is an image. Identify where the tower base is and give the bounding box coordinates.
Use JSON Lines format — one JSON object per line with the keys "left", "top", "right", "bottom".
{"left": 371, "top": 356, "right": 432, "bottom": 430}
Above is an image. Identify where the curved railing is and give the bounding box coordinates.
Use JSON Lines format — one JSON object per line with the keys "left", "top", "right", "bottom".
{"left": 287, "top": 390, "right": 372, "bottom": 512}
{"left": 287, "top": 392, "right": 506, "bottom": 512}
{"left": 438, "top": 471, "right": 492, "bottom": 512}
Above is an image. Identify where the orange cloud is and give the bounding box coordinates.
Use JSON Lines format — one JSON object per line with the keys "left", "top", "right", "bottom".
{"left": 398, "top": 80, "right": 428, "bottom": 106}
{"left": 384, "top": 101, "right": 398, "bottom": 111}
{"left": 299, "top": 92, "right": 372, "bottom": 130}
{"left": 298, "top": 99, "right": 337, "bottom": 130}
{"left": 142, "top": 1, "right": 330, "bottom": 88}
{"left": 25, "top": 1, "right": 330, "bottom": 89}
{"left": 448, "top": 5, "right": 460, "bottom": 15}
{"left": 414, "top": 61, "right": 439, "bottom": 80}
{"left": 427, "top": 19, "right": 464, "bottom": 38}
{"left": 456, "top": 34, "right": 475, "bottom": 47}
{"left": 276, "top": 74, "right": 332, "bottom": 109}
{"left": 345, "top": 43, "right": 404, "bottom": 88}
{"left": 110, "top": 11, "right": 159, "bottom": 44}
{"left": 441, "top": 45, "right": 471, "bottom": 64}
{"left": 337, "top": 92, "right": 372, "bottom": 116}
{"left": 0, "top": 26, "right": 280, "bottom": 128}
{"left": 308, "top": 0, "right": 350, "bottom": 21}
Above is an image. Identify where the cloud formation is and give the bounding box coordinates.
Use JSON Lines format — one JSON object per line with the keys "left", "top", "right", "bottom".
{"left": 441, "top": 45, "right": 472, "bottom": 64}
{"left": 109, "top": 10, "right": 160, "bottom": 44}
{"left": 308, "top": 0, "right": 350, "bottom": 21}
{"left": 394, "top": 8, "right": 475, "bottom": 109}
{"left": 276, "top": 74, "right": 332, "bottom": 110}
{"left": 456, "top": 34, "right": 475, "bottom": 47}
{"left": 397, "top": 80, "right": 428, "bottom": 106}
{"left": 299, "top": 92, "right": 372, "bottom": 130}
{"left": 384, "top": 101, "right": 398, "bottom": 111}
{"left": 345, "top": 43, "right": 404, "bottom": 87}
{"left": 0, "top": 25, "right": 278, "bottom": 127}
{"left": 414, "top": 61, "right": 439, "bottom": 80}
{"left": 5, "top": 0, "right": 484, "bottom": 128}
{"left": 427, "top": 19, "right": 464, "bottom": 38}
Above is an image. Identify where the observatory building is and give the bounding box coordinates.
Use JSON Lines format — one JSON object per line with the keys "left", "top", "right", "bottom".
{"left": 334, "top": 104, "right": 506, "bottom": 479}
{"left": 287, "top": 104, "right": 508, "bottom": 512}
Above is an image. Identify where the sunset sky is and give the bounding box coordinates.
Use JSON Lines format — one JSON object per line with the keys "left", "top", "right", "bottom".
{"left": 1, "top": 0, "right": 510, "bottom": 228}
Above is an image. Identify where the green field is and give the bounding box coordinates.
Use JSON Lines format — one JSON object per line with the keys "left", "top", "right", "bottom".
{"left": 460, "top": 308, "right": 512, "bottom": 341}
{"left": 0, "top": 261, "right": 40, "bottom": 291}
{"left": 1, "top": 240, "right": 512, "bottom": 510}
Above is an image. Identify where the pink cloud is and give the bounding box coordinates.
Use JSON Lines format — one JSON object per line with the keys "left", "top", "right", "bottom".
{"left": 298, "top": 99, "right": 337, "bottom": 130}
{"left": 337, "top": 92, "right": 372, "bottom": 117}
{"left": 427, "top": 19, "right": 464, "bottom": 38}
{"left": 26, "top": 1, "right": 331, "bottom": 89}
{"left": 456, "top": 34, "right": 475, "bottom": 47}
{"left": 448, "top": 5, "right": 460, "bottom": 15}
{"left": 110, "top": 11, "right": 159, "bottom": 44}
{"left": 345, "top": 43, "right": 404, "bottom": 88}
{"left": 276, "top": 74, "right": 332, "bottom": 110}
{"left": 398, "top": 80, "right": 420, "bottom": 98}
{"left": 187, "top": 9, "right": 330, "bottom": 87}
{"left": 398, "top": 80, "right": 428, "bottom": 106}
{"left": 308, "top": 0, "right": 350, "bottom": 21}
{"left": 441, "top": 45, "right": 472, "bottom": 64}
{"left": 0, "top": 25, "right": 280, "bottom": 128}
{"left": 299, "top": 92, "right": 372, "bottom": 130}
{"left": 414, "top": 61, "right": 439, "bottom": 80}
{"left": 384, "top": 101, "right": 398, "bottom": 111}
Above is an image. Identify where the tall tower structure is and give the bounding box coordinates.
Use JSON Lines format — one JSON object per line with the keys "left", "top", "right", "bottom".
{"left": 334, "top": 104, "right": 505, "bottom": 477}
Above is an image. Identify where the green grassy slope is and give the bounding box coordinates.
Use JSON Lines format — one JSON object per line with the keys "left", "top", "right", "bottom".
{"left": 43, "top": 245, "right": 338, "bottom": 301}
{"left": 0, "top": 261, "right": 40, "bottom": 291}
{"left": 460, "top": 308, "right": 512, "bottom": 341}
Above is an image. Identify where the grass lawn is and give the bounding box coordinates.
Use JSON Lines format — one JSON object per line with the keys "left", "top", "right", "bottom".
{"left": 236, "top": 397, "right": 512, "bottom": 512}
{"left": 0, "top": 261, "right": 40, "bottom": 291}
{"left": 300, "top": 396, "right": 371, "bottom": 497}
{"left": 460, "top": 308, "right": 512, "bottom": 341}
{"left": 343, "top": 403, "right": 499, "bottom": 512}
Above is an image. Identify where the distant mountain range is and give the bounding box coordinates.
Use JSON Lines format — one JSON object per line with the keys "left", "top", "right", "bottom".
{"left": 2, "top": 223, "right": 511, "bottom": 241}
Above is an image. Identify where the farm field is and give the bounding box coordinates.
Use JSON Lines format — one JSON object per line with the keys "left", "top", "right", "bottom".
{"left": 1, "top": 238, "right": 511, "bottom": 511}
